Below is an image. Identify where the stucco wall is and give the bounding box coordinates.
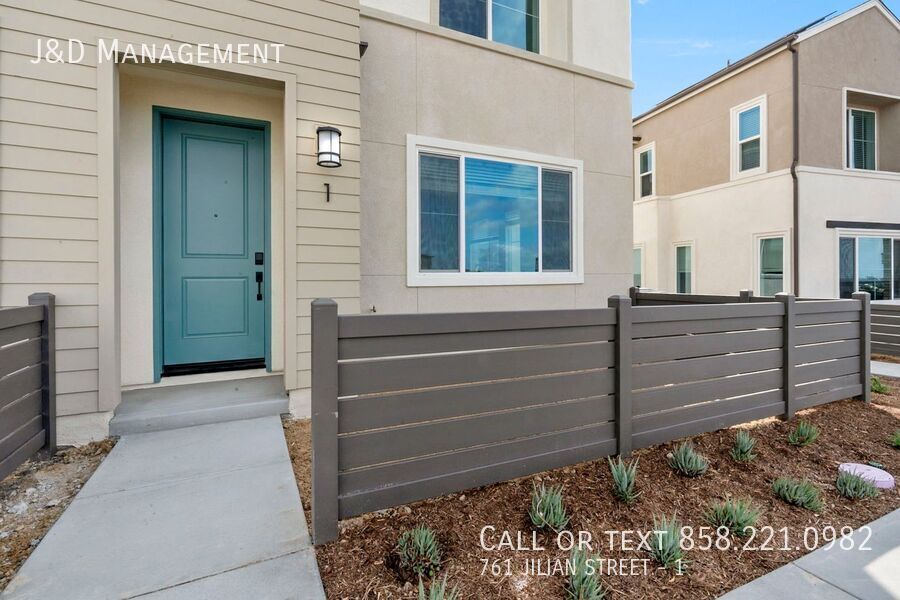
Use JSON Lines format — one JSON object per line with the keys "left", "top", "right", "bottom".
{"left": 358, "top": 15, "right": 633, "bottom": 313}
{"left": 633, "top": 173, "right": 794, "bottom": 295}
{"left": 0, "top": 0, "right": 361, "bottom": 433}
{"left": 633, "top": 51, "right": 793, "bottom": 196}
{"left": 798, "top": 6, "right": 900, "bottom": 170}
{"left": 798, "top": 168, "right": 900, "bottom": 298}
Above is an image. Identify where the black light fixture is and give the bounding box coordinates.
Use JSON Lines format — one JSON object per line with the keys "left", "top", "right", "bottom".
{"left": 316, "top": 126, "right": 342, "bottom": 168}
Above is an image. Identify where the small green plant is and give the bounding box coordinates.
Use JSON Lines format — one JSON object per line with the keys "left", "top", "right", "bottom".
{"left": 787, "top": 420, "right": 820, "bottom": 447}
{"left": 891, "top": 430, "right": 900, "bottom": 449}
{"left": 667, "top": 441, "right": 709, "bottom": 477}
{"left": 648, "top": 513, "right": 685, "bottom": 570}
{"left": 871, "top": 376, "right": 889, "bottom": 394}
{"left": 608, "top": 456, "right": 640, "bottom": 504}
{"left": 397, "top": 526, "right": 442, "bottom": 580}
{"left": 567, "top": 547, "right": 605, "bottom": 600}
{"left": 703, "top": 498, "right": 760, "bottom": 537}
{"left": 529, "top": 483, "right": 570, "bottom": 532}
{"left": 418, "top": 574, "right": 458, "bottom": 600}
{"left": 835, "top": 471, "right": 880, "bottom": 500}
{"left": 773, "top": 477, "right": 823, "bottom": 512}
{"left": 730, "top": 430, "right": 757, "bottom": 462}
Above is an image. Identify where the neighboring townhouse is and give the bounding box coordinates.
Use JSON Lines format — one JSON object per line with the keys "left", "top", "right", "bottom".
{"left": 0, "top": 0, "right": 633, "bottom": 441}
{"left": 632, "top": 0, "right": 900, "bottom": 301}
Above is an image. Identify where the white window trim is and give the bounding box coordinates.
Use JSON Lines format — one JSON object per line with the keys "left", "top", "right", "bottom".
{"left": 730, "top": 95, "right": 767, "bottom": 181}
{"left": 633, "top": 243, "right": 645, "bottom": 288}
{"left": 846, "top": 107, "right": 878, "bottom": 171}
{"left": 634, "top": 141, "right": 656, "bottom": 201}
{"left": 841, "top": 87, "right": 900, "bottom": 174}
{"left": 833, "top": 228, "right": 900, "bottom": 300}
{"left": 673, "top": 241, "right": 695, "bottom": 294}
{"left": 406, "top": 134, "right": 584, "bottom": 287}
{"left": 753, "top": 231, "right": 791, "bottom": 296}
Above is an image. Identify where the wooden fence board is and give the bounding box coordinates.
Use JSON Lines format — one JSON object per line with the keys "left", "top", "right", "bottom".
{"left": 633, "top": 369, "right": 782, "bottom": 415}
{"left": 633, "top": 329, "right": 781, "bottom": 363}
{"left": 632, "top": 349, "right": 782, "bottom": 390}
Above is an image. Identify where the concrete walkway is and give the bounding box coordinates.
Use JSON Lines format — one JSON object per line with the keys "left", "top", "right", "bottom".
{"left": 872, "top": 360, "right": 900, "bottom": 379}
{"left": 721, "top": 509, "right": 900, "bottom": 599}
{"left": 1, "top": 417, "right": 324, "bottom": 599}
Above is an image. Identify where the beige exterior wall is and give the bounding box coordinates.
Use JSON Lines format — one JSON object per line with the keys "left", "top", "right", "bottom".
{"left": 359, "top": 0, "right": 631, "bottom": 79}
{"left": 358, "top": 12, "right": 634, "bottom": 313}
{"left": 0, "top": 0, "right": 361, "bottom": 433}
{"left": 798, "top": 6, "right": 900, "bottom": 170}
{"left": 633, "top": 51, "right": 793, "bottom": 196}
{"left": 798, "top": 168, "right": 900, "bottom": 298}
{"left": 634, "top": 172, "right": 793, "bottom": 295}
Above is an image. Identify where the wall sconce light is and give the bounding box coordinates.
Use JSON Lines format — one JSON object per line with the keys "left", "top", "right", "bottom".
{"left": 316, "top": 126, "right": 342, "bottom": 168}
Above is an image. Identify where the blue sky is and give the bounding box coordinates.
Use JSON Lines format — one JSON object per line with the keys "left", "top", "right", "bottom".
{"left": 632, "top": 0, "right": 900, "bottom": 116}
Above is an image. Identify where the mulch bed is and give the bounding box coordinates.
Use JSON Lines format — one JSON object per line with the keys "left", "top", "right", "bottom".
{"left": 0, "top": 439, "right": 115, "bottom": 591}
{"left": 873, "top": 353, "right": 900, "bottom": 365}
{"left": 285, "top": 383, "right": 900, "bottom": 599}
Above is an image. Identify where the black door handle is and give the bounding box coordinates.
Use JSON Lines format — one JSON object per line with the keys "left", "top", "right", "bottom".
{"left": 256, "top": 271, "right": 263, "bottom": 301}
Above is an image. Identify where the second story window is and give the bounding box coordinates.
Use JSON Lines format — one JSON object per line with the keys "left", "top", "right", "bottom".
{"left": 636, "top": 144, "right": 654, "bottom": 198}
{"left": 440, "top": 0, "right": 540, "bottom": 53}
{"left": 847, "top": 108, "right": 876, "bottom": 170}
{"left": 730, "top": 96, "right": 767, "bottom": 180}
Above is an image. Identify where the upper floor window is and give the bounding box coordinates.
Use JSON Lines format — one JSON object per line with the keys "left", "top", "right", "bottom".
{"left": 847, "top": 108, "right": 876, "bottom": 170}
{"left": 440, "top": 0, "right": 540, "bottom": 53}
{"left": 730, "top": 96, "right": 767, "bottom": 180}
{"left": 409, "top": 135, "right": 583, "bottom": 286}
{"left": 635, "top": 143, "right": 655, "bottom": 198}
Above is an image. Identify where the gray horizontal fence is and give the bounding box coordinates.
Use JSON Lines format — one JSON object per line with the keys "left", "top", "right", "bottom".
{"left": 311, "top": 292, "right": 870, "bottom": 544}
{"left": 0, "top": 293, "right": 56, "bottom": 481}
{"left": 871, "top": 303, "right": 900, "bottom": 357}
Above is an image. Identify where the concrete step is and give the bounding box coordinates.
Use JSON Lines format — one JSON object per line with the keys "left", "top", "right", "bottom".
{"left": 110, "top": 375, "right": 289, "bottom": 436}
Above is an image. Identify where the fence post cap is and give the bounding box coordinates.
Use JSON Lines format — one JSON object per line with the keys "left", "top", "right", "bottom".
{"left": 608, "top": 295, "right": 632, "bottom": 308}
{"left": 851, "top": 291, "right": 871, "bottom": 301}
{"left": 311, "top": 298, "right": 338, "bottom": 308}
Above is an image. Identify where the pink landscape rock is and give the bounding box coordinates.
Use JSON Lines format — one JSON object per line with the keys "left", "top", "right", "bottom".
{"left": 838, "top": 463, "right": 895, "bottom": 489}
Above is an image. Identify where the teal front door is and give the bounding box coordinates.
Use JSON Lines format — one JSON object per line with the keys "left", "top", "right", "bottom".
{"left": 160, "top": 114, "right": 267, "bottom": 374}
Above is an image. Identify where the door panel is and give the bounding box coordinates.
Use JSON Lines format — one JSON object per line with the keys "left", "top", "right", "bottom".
{"left": 161, "top": 116, "right": 266, "bottom": 369}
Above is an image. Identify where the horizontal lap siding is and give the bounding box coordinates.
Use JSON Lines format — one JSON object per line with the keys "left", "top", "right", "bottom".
{"left": 872, "top": 305, "right": 900, "bottom": 357}
{"left": 0, "top": 0, "right": 361, "bottom": 408}
{"left": 335, "top": 309, "right": 618, "bottom": 518}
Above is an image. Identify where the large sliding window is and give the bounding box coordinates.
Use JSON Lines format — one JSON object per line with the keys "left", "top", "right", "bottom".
{"left": 675, "top": 244, "right": 692, "bottom": 294}
{"left": 839, "top": 235, "right": 899, "bottom": 300}
{"left": 410, "top": 136, "right": 582, "bottom": 286}
{"left": 759, "top": 237, "right": 784, "bottom": 296}
{"left": 847, "top": 109, "right": 876, "bottom": 170}
{"left": 440, "top": 0, "right": 539, "bottom": 53}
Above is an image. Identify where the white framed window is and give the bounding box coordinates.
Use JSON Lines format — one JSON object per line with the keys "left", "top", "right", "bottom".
{"left": 633, "top": 246, "right": 643, "bottom": 288}
{"left": 674, "top": 242, "right": 694, "bottom": 294}
{"left": 439, "top": 0, "right": 540, "bottom": 53}
{"left": 847, "top": 108, "right": 877, "bottom": 170}
{"left": 634, "top": 142, "right": 655, "bottom": 200}
{"left": 730, "top": 95, "right": 767, "bottom": 180}
{"left": 407, "top": 134, "right": 584, "bottom": 287}
{"left": 754, "top": 234, "right": 787, "bottom": 296}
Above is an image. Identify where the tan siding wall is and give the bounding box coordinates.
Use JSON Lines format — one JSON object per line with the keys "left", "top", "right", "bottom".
{"left": 633, "top": 51, "right": 793, "bottom": 196}
{"left": 798, "top": 7, "right": 900, "bottom": 170}
{"left": 0, "top": 0, "right": 361, "bottom": 416}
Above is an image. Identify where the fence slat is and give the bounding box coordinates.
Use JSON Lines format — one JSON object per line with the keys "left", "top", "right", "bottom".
{"left": 0, "top": 390, "right": 42, "bottom": 441}
{"left": 795, "top": 384, "right": 863, "bottom": 410}
{"left": 632, "top": 302, "right": 784, "bottom": 324}
{"left": 0, "top": 322, "right": 41, "bottom": 348}
{"left": 633, "top": 328, "right": 781, "bottom": 363}
{"left": 338, "top": 423, "right": 617, "bottom": 518}
{"left": 795, "top": 322, "right": 860, "bottom": 345}
{"left": 0, "top": 431, "right": 45, "bottom": 482}
{"left": 0, "top": 365, "right": 42, "bottom": 412}
{"left": 795, "top": 373, "right": 861, "bottom": 398}
{"left": 633, "top": 349, "right": 781, "bottom": 390}
{"left": 339, "top": 341, "right": 615, "bottom": 396}
{"left": 0, "top": 338, "right": 41, "bottom": 380}
{"left": 339, "top": 368, "right": 615, "bottom": 434}
{"left": 794, "top": 356, "right": 859, "bottom": 385}
{"left": 797, "top": 311, "right": 860, "bottom": 326}
{"left": 795, "top": 300, "right": 861, "bottom": 314}
{"left": 795, "top": 340, "right": 859, "bottom": 364}
{"left": 0, "top": 414, "right": 43, "bottom": 462}
{"left": 339, "top": 395, "right": 615, "bottom": 471}
{"left": 339, "top": 308, "right": 616, "bottom": 339}
{"left": 0, "top": 305, "right": 43, "bottom": 330}
{"left": 632, "top": 315, "right": 783, "bottom": 339}
{"left": 633, "top": 369, "right": 782, "bottom": 416}
{"left": 311, "top": 299, "right": 339, "bottom": 545}
{"left": 339, "top": 325, "right": 615, "bottom": 360}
